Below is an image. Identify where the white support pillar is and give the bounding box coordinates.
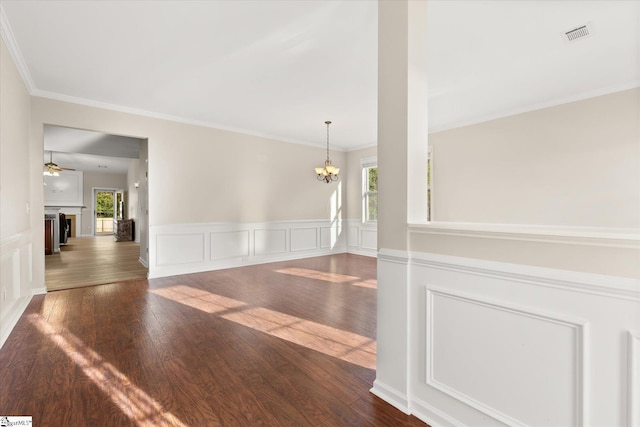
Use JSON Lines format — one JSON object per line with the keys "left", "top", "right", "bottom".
{"left": 373, "top": 0, "right": 429, "bottom": 414}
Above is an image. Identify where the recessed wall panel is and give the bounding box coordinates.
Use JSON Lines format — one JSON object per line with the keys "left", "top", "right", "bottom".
{"left": 361, "top": 229, "right": 377, "bottom": 250}
{"left": 254, "top": 229, "right": 286, "bottom": 255}
{"left": 210, "top": 230, "right": 249, "bottom": 260}
{"left": 348, "top": 226, "right": 359, "bottom": 247}
{"left": 156, "top": 233, "right": 205, "bottom": 266}
{"left": 290, "top": 228, "right": 317, "bottom": 252}
{"left": 427, "top": 289, "right": 585, "bottom": 427}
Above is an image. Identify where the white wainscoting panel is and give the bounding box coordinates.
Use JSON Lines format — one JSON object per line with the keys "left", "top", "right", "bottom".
{"left": 1, "top": 232, "right": 38, "bottom": 350}
{"left": 345, "top": 220, "right": 377, "bottom": 257}
{"left": 149, "top": 220, "right": 349, "bottom": 278}
{"left": 361, "top": 229, "right": 377, "bottom": 250}
{"left": 348, "top": 226, "right": 359, "bottom": 248}
{"left": 372, "top": 249, "right": 640, "bottom": 427}
{"left": 320, "top": 226, "right": 333, "bottom": 249}
{"left": 290, "top": 227, "right": 318, "bottom": 252}
{"left": 427, "top": 288, "right": 586, "bottom": 427}
{"left": 156, "top": 233, "right": 205, "bottom": 266}
{"left": 254, "top": 229, "right": 286, "bottom": 256}
{"left": 210, "top": 230, "right": 250, "bottom": 260}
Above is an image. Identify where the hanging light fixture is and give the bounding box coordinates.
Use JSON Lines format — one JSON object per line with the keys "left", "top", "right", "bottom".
{"left": 43, "top": 151, "right": 60, "bottom": 176}
{"left": 315, "top": 120, "right": 340, "bottom": 183}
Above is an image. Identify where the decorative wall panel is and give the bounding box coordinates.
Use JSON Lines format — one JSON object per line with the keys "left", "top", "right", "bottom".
{"left": 290, "top": 227, "right": 318, "bottom": 252}
{"left": 210, "top": 230, "right": 250, "bottom": 260}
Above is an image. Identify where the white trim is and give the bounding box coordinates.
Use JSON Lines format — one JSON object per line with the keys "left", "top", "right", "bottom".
{"left": 0, "top": 5, "right": 36, "bottom": 93}
{"left": 31, "top": 89, "right": 354, "bottom": 152}
{"left": 410, "top": 222, "right": 640, "bottom": 249}
{"left": 429, "top": 81, "right": 640, "bottom": 134}
{"left": 410, "top": 396, "right": 464, "bottom": 427}
{"left": 138, "top": 257, "right": 149, "bottom": 269}
{"left": 369, "top": 380, "right": 410, "bottom": 414}
{"left": 378, "top": 248, "right": 409, "bottom": 264}
{"left": 0, "top": 296, "right": 31, "bottom": 350}
{"left": 361, "top": 159, "right": 378, "bottom": 223}
{"left": 425, "top": 287, "right": 588, "bottom": 426}
{"left": 0, "top": 232, "right": 37, "bottom": 349}
{"left": 148, "top": 219, "right": 349, "bottom": 278}
{"left": 410, "top": 251, "right": 640, "bottom": 302}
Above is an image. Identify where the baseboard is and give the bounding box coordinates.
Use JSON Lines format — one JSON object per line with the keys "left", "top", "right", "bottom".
{"left": 369, "top": 380, "right": 410, "bottom": 414}
{"left": 148, "top": 246, "right": 347, "bottom": 279}
{"left": 346, "top": 247, "right": 377, "bottom": 257}
{"left": 410, "top": 396, "right": 464, "bottom": 427}
{"left": 0, "top": 295, "right": 31, "bottom": 350}
{"left": 32, "top": 286, "right": 47, "bottom": 295}
{"left": 138, "top": 257, "right": 148, "bottom": 268}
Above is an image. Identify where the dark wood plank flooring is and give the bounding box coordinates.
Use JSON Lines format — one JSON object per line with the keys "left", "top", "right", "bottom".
{"left": 0, "top": 254, "right": 428, "bottom": 426}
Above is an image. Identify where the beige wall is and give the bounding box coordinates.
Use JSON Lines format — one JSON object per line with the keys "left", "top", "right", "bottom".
{"left": 0, "top": 39, "right": 31, "bottom": 240}
{"left": 429, "top": 88, "right": 640, "bottom": 228}
{"left": 28, "top": 96, "right": 347, "bottom": 285}
{"left": 410, "top": 88, "right": 640, "bottom": 278}
{"left": 30, "top": 97, "right": 346, "bottom": 225}
{"left": 345, "top": 146, "right": 377, "bottom": 221}
{"left": 81, "top": 172, "right": 127, "bottom": 235}
{"left": 1, "top": 38, "right": 37, "bottom": 329}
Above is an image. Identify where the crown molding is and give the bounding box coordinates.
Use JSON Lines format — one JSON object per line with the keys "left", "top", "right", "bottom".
{"left": 429, "top": 81, "right": 640, "bottom": 135}
{"left": 0, "top": 4, "right": 35, "bottom": 93}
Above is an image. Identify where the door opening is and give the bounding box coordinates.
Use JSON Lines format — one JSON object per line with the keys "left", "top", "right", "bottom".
{"left": 94, "top": 189, "right": 116, "bottom": 235}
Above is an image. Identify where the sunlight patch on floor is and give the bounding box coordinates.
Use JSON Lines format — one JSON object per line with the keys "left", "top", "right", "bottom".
{"left": 28, "top": 314, "right": 187, "bottom": 427}
{"left": 151, "top": 285, "right": 248, "bottom": 314}
{"left": 274, "top": 267, "right": 361, "bottom": 284}
{"left": 150, "top": 285, "right": 376, "bottom": 369}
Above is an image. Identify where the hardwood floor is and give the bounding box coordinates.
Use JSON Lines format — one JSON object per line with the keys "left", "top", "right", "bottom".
{"left": 1, "top": 254, "right": 428, "bottom": 426}
{"left": 45, "top": 236, "right": 148, "bottom": 291}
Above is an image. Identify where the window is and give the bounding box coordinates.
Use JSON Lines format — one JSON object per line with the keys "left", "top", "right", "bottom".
{"left": 362, "top": 157, "right": 378, "bottom": 222}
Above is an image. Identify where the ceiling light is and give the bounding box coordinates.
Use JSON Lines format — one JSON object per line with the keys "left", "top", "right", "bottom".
{"left": 43, "top": 151, "right": 60, "bottom": 176}
{"left": 315, "top": 121, "right": 340, "bottom": 183}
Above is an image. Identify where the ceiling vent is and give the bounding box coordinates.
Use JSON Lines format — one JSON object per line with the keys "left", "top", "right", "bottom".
{"left": 564, "top": 24, "right": 591, "bottom": 42}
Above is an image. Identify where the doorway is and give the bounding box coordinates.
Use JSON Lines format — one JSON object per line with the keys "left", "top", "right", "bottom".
{"left": 93, "top": 188, "right": 116, "bottom": 236}
{"left": 43, "top": 125, "right": 149, "bottom": 290}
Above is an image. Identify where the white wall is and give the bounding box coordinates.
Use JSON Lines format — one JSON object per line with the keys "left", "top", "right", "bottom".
{"left": 0, "top": 38, "right": 43, "bottom": 348}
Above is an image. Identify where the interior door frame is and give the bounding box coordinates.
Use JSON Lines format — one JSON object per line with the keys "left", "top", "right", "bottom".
{"left": 92, "top": 187, "right": 121, "bottom": 236}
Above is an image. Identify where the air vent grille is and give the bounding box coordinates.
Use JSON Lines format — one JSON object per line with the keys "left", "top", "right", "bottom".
{"left": 565, "top": 25, "right": 590, "bottom": 42}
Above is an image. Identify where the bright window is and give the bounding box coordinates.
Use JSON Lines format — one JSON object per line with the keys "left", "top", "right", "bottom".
{"left": 362, "top": 157, "right": 378, "bottom": 222}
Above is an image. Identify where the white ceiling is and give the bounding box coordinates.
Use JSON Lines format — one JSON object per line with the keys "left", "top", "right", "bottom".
{"left": 2, "top": 1, "right": 639, "bottom": 151}
{"left": 43, "top": 125, "right": 142, "bottom": 174}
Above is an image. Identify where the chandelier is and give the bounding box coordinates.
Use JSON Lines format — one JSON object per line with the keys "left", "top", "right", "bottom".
{"left": 315, "top": 120, "right": 340, "bottom": 183}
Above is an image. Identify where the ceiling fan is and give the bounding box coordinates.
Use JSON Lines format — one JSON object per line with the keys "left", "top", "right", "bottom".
{"left": 44, "top": 151, "right": 75, "bottom": 176}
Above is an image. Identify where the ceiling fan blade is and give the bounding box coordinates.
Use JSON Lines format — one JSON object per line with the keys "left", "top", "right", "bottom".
{"left": 44, "top": 162, "right": 62, "bottom": 172}
{"left": 60, "top": 167, "right": 76, "bottom": 171}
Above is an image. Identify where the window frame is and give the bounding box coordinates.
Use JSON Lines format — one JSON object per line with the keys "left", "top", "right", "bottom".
{"left": 361, "top": 156, "right": 378, "bottom": 223}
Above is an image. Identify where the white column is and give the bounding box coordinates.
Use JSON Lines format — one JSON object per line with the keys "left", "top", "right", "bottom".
{"left": 372, "top": 0, "right": 429, "bottom": 414}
